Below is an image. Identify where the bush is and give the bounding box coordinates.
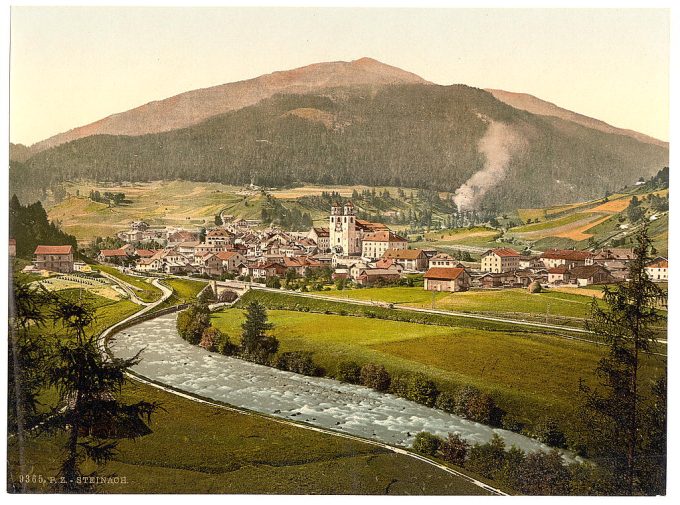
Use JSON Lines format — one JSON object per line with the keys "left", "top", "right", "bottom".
{"left": 336, "top": 361, "right": 362, "bottom": 384}
{"left": 198, "top": 285, "right": 215, "bottom": 303}
{"left": 360, "top": 363, "right": 391, "bottom": 392}
{"left": 495, "top": 445, "right": 526, "bottom": 489}
{"left": 199, "top": 326, "right": 221, "bottom": 352}
{"left": 501, "top": 414, "right": 526, "bottom": 433}
{"left": 218, "top": 290, "right": 238, "bottom": 303}
{"left": 265, "top": 277, "right": 281, "bottom": 289}
{"left": 390, "top": 372, "right": 439, "bottom": 407}
{"left": 454, "top": 385, "right": 502, "bottom": 425}
{"left": 412, "top": 432, "right": 442, "bottom": 456}
{"left": 535, "top": 417, "right": 568, "bottom": 448}
{"left": 466, "top": 434, "right": 506, "bottom": 478}
{"left": 435, "top": 391, "right": 456, "bottom": 413}
{"left": 176, "top": 303, "right": 211, "bottom": 345}
{"left": 275, "top": 351, "right": 321, "bottom": 376}
{"left": 516, "top": 450, "right": 571, "bottom": 495}
{"left": 440, "top": 433, "right": 470, "bottom": 466}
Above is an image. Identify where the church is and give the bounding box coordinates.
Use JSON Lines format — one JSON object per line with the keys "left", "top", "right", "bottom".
{"left": 329, "top": 201, "right": 406, "bottom": 257}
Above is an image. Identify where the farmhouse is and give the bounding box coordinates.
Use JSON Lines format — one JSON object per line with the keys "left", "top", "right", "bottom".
{"left": 33, "top": 245, "right": 74, "bottom": 273}
{"left": 97, "top": 248, "right": 129, "bottom": 263}
{"left": 215, "top": 251, "right": 247, "bottom": 273}
{"left": 382, "top": 248, "right": 428, "bottom": 271}
{"left": 206, "top": 228, "right": 233, "bottom": 247}
{"left": 645, "top": 259, "right": 668, "bottom": 281}
{"left": 540, "top": 249, "right": 592, "bottom": 269}
{"left": 480, "top": 248, "right": 520, "bottom": 273}
{"left": 568, "top": 265, "right": 616, "bottom": 286}
{"left": 547, "top": 266, "right": 569, "bottom": 284}
{"left": 355, "top": 268, "right": 401, "bottom": 286}
{"left": 424, "top": 267, "right": 471, "bottom": 292}
{"left": 428, "top": 253, "right": 458, "bottom": 268}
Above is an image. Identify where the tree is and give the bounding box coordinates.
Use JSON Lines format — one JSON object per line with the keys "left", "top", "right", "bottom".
{"left": 466, "top": 434, "right": 506, "bottom": 478}
{"left": 240, "top": 301, "right": 278, "bottom": 364}
{"left": 43, "top": 294, "right": 159, "bottom": 491}
{"left": 440, "top": 433, "right": 470, "bottom": 466}
{"left": 214, "top": 213, "right": 223, "bottom": 226}
{"left": 535, "top": 417, "right": 567, "bottom": 448}
{"left": 359, "top": 363, "right": 391, "bottom": 392}
{"left": 199, "top": 326, "right": 222, "bottom": 352}
{"left": 412, "top": 432, "right": 442, "bottom": 456}
{"left": 198, "top": 285, "right": 215, "bottom": 303}
{"left": 275, "top": 351, "right": 320, "bottom": 376}
{"left": 579, "top": 223, "right": 666, "bottom": 495}
{"left": 176, "top": 303, "right": 211, "bottom": 345}
{"left": 336, "top": 361, "right": 362, "bottom": 384}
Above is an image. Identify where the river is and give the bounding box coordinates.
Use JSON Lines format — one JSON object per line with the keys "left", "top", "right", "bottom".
{"left": 110, "top": 313, "right": 577, "bottom": 460}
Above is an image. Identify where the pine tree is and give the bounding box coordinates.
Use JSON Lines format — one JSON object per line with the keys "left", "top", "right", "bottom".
{"left": 240, "top": 301, "right": 278, "bottom": 364}
{"left": 579, "top": 223, "right": 666, "bottom": 494}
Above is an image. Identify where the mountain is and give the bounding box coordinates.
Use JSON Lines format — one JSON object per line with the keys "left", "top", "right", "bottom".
{"left": 18, "top": 83, "right": 668, "bottom": 211}
{"left": 9, "top": 143, "right": 32, "bottom": 163}
{"left": 486, "top": 89, "right": 667, "bottom": 148}
{"left": 27, "top": 57, "right": 428, "bottom": 154}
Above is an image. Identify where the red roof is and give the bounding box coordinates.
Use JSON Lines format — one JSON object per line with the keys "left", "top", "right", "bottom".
{"left": 382, "top": 248, "right": 425, "bottom": 260}
{"left": 548, "top": 266, "right": 569, "bottom": 274}
{"left": 135, "top": 249, "right": 156, "bottom": 257}
{"left": 99, "top": 248, "right": 128, "bottom": 257}
{"left": 647, "top": 259, "right": 668, "bottom": 268}
{"left": 424, "top": 267, "right": 466, "bottom": 280}
{"left": 215, "top": 251, "right": 241, "bottom": 261}
{"left": 363, "top": 231, "right": 408, "bottom": 243}
{"left": 485, "top": 247, "right": 520, "bottom": 258}
{"left": 34, "top": 245, "right": 73, "bottom": 255}
{"left": 541, "top": 249, "right": 591, "bottom": 261}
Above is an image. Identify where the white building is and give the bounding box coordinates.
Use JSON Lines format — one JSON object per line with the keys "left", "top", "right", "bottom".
{"left": 480, "top": 248, "right": 521, "bottom": 273}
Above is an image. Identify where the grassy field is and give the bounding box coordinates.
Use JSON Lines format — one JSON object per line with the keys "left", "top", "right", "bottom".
{"left": 211, "top": 306, "right": 665, "bottom": 438}
{"left": 94, "top": 265, "right": 162, "bottom": 303}
{"left": 8, "top": 380, "right": 488, "bottom": 494}
{"left": 324, "top": 286, "right": 602, "bottom": 320}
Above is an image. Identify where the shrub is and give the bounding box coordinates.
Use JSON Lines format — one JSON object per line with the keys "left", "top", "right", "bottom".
{"left": 336, "top": 361, "right": 362, "bottom": 384}
{"left": 198, "top": 285, "right": 215, "bottom": 303}
{"left": 275, "top": 351, "right": 320, "bottom": 376}
{"left": 199, "top": 326, "right": 221, "bottom": 352}
{"left": 516, "top": 449, "right": 571, "bottom": 495}
{"left": 454, "top": 385, "right": 502, "bottom": 425}
{"left": 391, "top": 372, "right": 439, "bottom": 407}
{"left": 360, "top": 363, "right": 391, "bottom": 392}
{"left": 435, "top": 391, "right": 456, "bottom": 413}
{"left": 466, "top": 434, "right": 506, "bottom": 478}
{"left": 501, "top": 414, "right": 526, "bottom": 433}
{"left": 265, "top": 277, "right": 281, "bottom": 289}
{"left": 412, "top": 432, "right": 442, "bottom": 456}
{"left": 218, "top": 290, "right": 238, "bottom": 303}
{"left": 176, "top": 303, "right": 211, "bottom": 345}
{"left": 535, "top": 417, "right": 568, "bottom": 448}
{"left": 440, "top": 433, "right": 470, "bottom": 466}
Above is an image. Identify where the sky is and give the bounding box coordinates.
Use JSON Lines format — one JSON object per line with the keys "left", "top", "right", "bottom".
{"left": 9, "top": 6, "right": 670, "bottom": 145}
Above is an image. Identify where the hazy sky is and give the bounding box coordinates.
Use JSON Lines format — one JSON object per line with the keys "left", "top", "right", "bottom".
{"left": 10, "top": 7, "right": 670, "bottom": 145}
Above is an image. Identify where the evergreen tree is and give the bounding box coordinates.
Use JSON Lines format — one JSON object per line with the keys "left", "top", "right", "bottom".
{"left": 42, "top": 293, "right": 159, "bottom": 492}
{"left": 239, "top": 301, "right": 278, "bottom": 364}
{"left": 579, "top": 223, "right": 666, "bottom": 494}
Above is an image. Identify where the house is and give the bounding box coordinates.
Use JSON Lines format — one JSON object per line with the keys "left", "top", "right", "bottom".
{"left": 355, "top": 268, "right": 401, "bottom": 286}
{"left": 428, "top": 253, "right": 457, "bottom": 269}
{"left": 135, "top": 248, "right": 156, "bottom": 258}
{"left": 480, "top": 248, "right": 521, "bottom": 273}
{"left": 540, "top": 249, "right": 592, "bottom": 269}
{"left": 167, "top": 230, "right": 199, "bottom": 247}
{"left": 9, "top": 238, "right": 16, "bottom": 257}
{"left": 215, "top": 251, "right": 247, "bottom": 273}
{"left": 250, "top": 262, "right": 286, "bottom": 279}
{"left": 382, "top": 248, "right": 428, "bottom": 271}
{"left": 308, "top": 227, "right": 330, "bottom": 253}
{"left": 568, "top": 265, "right": 616, "bottom": 286}
{"left": 136, "top": 258, "right": 163, "bottom": 273}
{"left": 518, "top": 255, "right": 543, "bottom": 270}
{"left": 645, "top": 259, "right": 668, "bottom": 281}
{"left": 33, "top": 245, "right": 74, "bottom": 273}
{"left": 98, "top": 248, "right": 129, "bottom": 263}
{"left": 588, "top": 248, "right": 636, "bottom": 266}
{"left": 176, "top": 241, "right": 201, "bottom": 258}
{"left": 547, "top": 266, "right": 570, "bottom": 285}
{"left": 423, "top": 267, "right": 471, "bottom": 292}
{"left": 206, "top": 228, "right": 233, "bottom": 247}
{"left": 361, "top": 231, "right": 408, "bottom": 260}
{"left": 198, "top": 253, "right": 223, "bottom": 277}
{"left": 282, "top": 256, "right": 322, "bottom": 276}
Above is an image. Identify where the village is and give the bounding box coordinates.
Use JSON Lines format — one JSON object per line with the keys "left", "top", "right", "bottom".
{"left": 21, "top": 200, "right": 669, "bottom": 291}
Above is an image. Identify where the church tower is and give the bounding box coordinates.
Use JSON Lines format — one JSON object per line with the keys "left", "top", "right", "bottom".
{"left": 329, "top": 200, "right": 358, "bottom": 255}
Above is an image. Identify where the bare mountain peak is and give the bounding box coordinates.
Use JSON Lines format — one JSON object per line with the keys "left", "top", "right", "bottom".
{"left": 28, "top": 58, "right": 428, "bottom": 154}
{"left": 486, "top": 88, "right": 667, "bottom": 148}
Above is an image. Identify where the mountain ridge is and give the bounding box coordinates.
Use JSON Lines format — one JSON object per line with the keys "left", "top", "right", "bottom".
{"left": 26, "top": 57, "right": 429, "bottom": 154}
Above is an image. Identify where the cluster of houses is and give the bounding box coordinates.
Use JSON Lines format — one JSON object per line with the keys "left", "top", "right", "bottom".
{"left": 22, "top": 201, "right": 669, "bottom": 292}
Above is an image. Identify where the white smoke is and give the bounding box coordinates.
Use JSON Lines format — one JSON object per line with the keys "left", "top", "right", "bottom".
{"left": 453, "top": 120, "right": 524, "bottom": 210}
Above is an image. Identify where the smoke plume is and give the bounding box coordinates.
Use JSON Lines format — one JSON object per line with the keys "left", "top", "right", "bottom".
{"left": 453, "top": 120, "right": 524, "bottom": 210}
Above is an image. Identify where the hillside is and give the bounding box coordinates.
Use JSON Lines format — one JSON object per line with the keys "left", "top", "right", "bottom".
{"left": 486, "top": 89, "right": 667, "bottom": 148}
{"left": 20, "top": 84, "right": 668, "bottom": 211}
{"left": 27, "top": 57, "right": 428, "bottom": 154}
